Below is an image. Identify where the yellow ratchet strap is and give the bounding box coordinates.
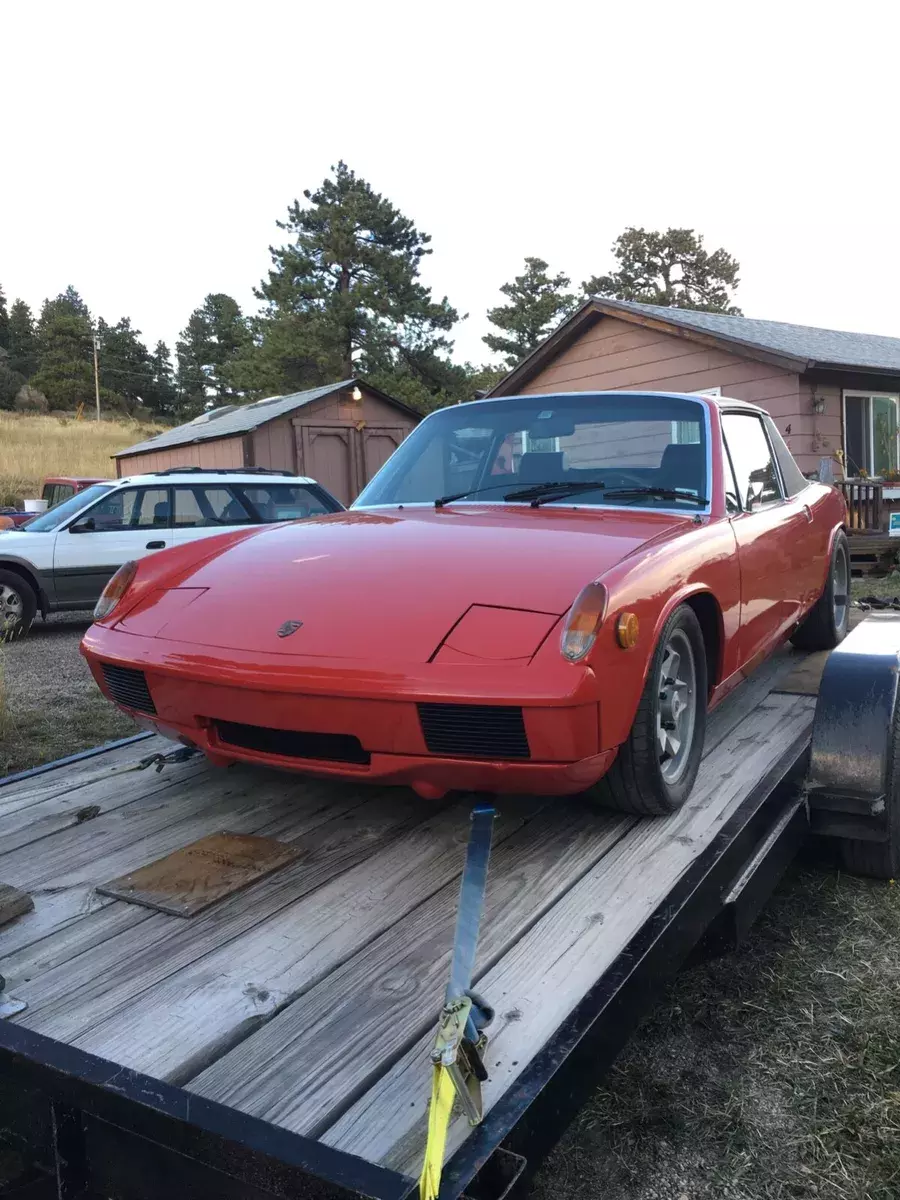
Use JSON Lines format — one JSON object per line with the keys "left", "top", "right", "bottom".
{"left": 419, "top": 1063, "right": 457, "bottom": 1200}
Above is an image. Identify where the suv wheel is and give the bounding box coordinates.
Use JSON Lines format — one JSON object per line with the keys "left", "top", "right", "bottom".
{"left": 0, "top": 570, "right": 37, "bottom": 640}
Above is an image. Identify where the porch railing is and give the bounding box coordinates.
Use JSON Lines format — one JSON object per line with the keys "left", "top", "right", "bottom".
{"left": 836, "top": 479, "right": 884, "bottom": 532}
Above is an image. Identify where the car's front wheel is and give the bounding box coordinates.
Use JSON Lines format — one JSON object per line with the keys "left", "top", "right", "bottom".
{"left": 0, "top": 569, "right": 37, "bottom": 641}
{"left": 590, "top": 604, "right": 708, "bottom": 816}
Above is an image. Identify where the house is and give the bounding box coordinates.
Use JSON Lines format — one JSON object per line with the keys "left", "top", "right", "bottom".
{"left": 114, "top": 379, "right": 422, "bottom": 505}
{"left": 488, "top": 298, "right": 900, "bottom": 487}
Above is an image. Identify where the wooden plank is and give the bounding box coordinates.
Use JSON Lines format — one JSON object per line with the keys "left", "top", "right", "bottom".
{"left": 0, "top": 736, "right": 172, "bottom": 813}
{"left": 0, "top": 884, "right": 33, "bottom": 928}
{"left": 186, "top": 804, "right": 634, "bottom": 1128}
{"left": 0, "top": 766, "right": 374, "bottom": 959}
{"left": 98, "top": 832, "right": 303, "bottom": 917}
{"left": 322, "top": 694, "right": 816, "bottom": 1170}
{"left": 54, "top": 799, "right": 545, "bottom": 1084}
{"left": 0, "top": 758, "right": 208, "bottom": 857}
{"left": 11, "top": 790, "right": 428, "bottom": 1035}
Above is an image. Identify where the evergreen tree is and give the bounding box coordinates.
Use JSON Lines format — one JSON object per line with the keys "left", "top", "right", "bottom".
{"left": 246, "top": 162, "right": 459, "bottom": 408}
{"left": 583, "top": 228, "right": 741, "bottom": 314}
{"left": 7, "top": 300, "right": 38, "bottom": 378}
{"left": 31, "top": 288, "right": 94, "bottom": 409}
{"left": 483, "top": 258, "right": 577, "bottom": 366}
{"left": 175, "top": 293, "right": 249, "bottom": 415}
{"left": 148, "top": 340, "right": 177, "bottom": 417}
{"left": 0, "top": 286, "right": 9, "bottom": 353}
{"left": 96, "top": 316, "right": 155, "bottom": 413}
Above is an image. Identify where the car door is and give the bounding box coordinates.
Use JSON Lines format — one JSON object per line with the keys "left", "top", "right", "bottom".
{"left": 53, "top": 486, "right": 173, "bottom": 606}
{"left": 721, "top": 411, "right": 812, "bottom": 668}
{"left": 170, "top": 485, "right": 255, "bottom": 550}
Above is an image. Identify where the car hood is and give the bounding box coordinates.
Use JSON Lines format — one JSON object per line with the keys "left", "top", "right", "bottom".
{"left": 116, "top": 506, "right": 691, "bottom": 662}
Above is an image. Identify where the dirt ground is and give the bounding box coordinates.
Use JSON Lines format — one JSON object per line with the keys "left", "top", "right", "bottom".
{"left": 0, "top": 611, "right": 137, "bottom": 776}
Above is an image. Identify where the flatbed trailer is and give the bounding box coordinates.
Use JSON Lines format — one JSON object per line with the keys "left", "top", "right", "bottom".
{"left": 1, "top": 619, "right": 896, "bottom": 1200}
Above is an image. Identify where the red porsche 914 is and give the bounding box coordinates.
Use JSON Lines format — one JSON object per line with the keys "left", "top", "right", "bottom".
{"left": 82, "top": 391, "right": 848, "bottom": 815}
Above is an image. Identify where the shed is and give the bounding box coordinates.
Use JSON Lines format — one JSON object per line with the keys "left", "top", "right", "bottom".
{"left": 114, "top": 379, "right": 422, "bottom": 505}
{"left": 489, "top": 298, "right": 900, "bottom": 481}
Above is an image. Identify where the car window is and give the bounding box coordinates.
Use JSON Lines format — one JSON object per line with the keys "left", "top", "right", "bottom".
{"left": 23, "top": 483, "right": 115, "bottom": 531}
{"left": 173, "top": 486, "right": 252, "bottom": 527}
{"left": 721, "top": 414, "right": 782, "bottom": 509}
{"left": 81, "top": 487, "right": 171, "bottom": 531}
{"left": 764, "top": 417, "right": 810, "bottom": 497}
{"left": 236, "top": 484, "right": 336, "bottom": 521}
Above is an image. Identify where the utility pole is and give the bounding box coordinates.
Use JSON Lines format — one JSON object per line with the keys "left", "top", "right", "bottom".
{"left": 93, "top": 334, "right": 101, "bottom": 421}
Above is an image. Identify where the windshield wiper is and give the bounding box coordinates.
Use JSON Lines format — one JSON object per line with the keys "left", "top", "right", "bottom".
{"left": 503, "top": 480, "right": 607, "bottom": 507}
{"left": 434, "top": 483, "right": 514, "bottom": 508}
{"left": 602, "top": 487, "right": 708, "bottom": 505}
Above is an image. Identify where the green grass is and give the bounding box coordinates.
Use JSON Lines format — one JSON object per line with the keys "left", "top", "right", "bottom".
{"left": 852, "top": 572, "right": 900, "bottom": 602}
{"left": 0, "top": 687, "right": 136, "bottom": 776}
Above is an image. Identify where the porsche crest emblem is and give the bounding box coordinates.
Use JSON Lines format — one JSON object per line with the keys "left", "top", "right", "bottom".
{"left": 276, "top": 620, "right": 304, "bottom": 638}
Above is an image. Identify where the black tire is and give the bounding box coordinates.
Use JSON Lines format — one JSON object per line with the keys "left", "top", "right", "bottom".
{"left": 0, "top": 568, "right": 37, "bottom": 641}
{"left": 840, "top": 695, "right": 900, "bottom": 880}
{"left": 590, "top": 604, "right": 708, "bottom": 816}
{"left": 790, "top": 531, "right": 850, "bottom": 652}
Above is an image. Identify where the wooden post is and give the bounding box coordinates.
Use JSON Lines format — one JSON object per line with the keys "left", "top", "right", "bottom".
{"left": 93, "top": 334, "right": 101, "bottom": 422}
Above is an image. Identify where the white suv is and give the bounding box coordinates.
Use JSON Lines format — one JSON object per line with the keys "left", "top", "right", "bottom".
{"left": 0, "top": 468, "right": 343, "bottom": 638}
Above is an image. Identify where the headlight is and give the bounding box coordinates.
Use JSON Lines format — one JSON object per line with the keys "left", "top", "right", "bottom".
{"left": 94, "top": 560, "right": 138, "bottom": 621}
{"left": 560, "top": 582, "right": 608, "bottom": 662}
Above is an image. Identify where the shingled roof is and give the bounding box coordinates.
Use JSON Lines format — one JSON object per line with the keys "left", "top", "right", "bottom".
{"left": 115, "top": 378, "right": 419, "bottom": 458}
{"left": 490, "top": 298, "right": 900, "bottom": 396}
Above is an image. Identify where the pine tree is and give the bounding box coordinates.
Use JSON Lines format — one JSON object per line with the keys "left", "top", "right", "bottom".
{"left": 175, "top": 294, "right": 249, "bottom": 415}
{"left": 0, "top": 286, "right": 9, "bottom": 353}
{"left": 96, "top": 316, "right": 155, "bottom": 413}
{"left": 483, "top": 258, "right": 577, "bottom": 367}
{"left": 7, "top": 300, "right": 38, "bottom": 378}
{"left": 583, "top": 228, "right": 741, "bottom": 314}
{"left": 148, "top": 341, "right": 177, "bottom": 417}
{"left": 245, "top": 162, "right": 459, "bottom": 408}
{"left": 31, "top": 288, "right": 94, "bottom": 409}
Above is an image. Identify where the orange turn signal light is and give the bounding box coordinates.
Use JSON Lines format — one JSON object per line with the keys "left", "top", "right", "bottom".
{"left": 561, "top": 582, "right": 608, "bottom": 662}
{"left": 616, "top": 611, "right": 640, "bottom": 649}
{"left": 94, "top": 560, "right": 138, "bottom": 621}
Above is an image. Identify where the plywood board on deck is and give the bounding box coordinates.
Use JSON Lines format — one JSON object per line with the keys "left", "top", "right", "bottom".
{"left": 98, "top": 832, "right": 303, "bottom": 916}
{"left": 321, "top": 693, "right": 816, "bottom": 1172}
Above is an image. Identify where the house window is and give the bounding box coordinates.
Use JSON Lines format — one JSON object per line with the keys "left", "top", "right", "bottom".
{"left": 843, "top": 392, "right": 900, "bottom": 477}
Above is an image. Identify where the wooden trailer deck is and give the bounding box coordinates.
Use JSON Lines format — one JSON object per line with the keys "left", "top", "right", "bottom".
{"left": 0, "top": 645, "right": 822, "bottom": 1184}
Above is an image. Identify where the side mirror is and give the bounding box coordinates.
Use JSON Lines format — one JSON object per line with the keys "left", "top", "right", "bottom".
{"left": 69, "top": 517, "right": 96, "bottom": 533}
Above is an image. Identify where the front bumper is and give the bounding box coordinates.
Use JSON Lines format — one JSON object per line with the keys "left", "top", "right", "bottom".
{"left": 83, "top": 626, "right": 617, "bottom": 798}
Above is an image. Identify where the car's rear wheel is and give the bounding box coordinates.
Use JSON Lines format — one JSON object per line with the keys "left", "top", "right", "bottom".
{"left": 0, "top": 569, "right": 37, "bottom": 641}
{"left": 590, "top": 604, "right": 708, "bottom": 816}
{"left": 790, "top": 531, "right": 850, "bottom": 651}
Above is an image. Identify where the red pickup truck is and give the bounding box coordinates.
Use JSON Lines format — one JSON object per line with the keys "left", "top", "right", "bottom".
{"left": 0, "top": 477, "right": 109, "bottom": 529}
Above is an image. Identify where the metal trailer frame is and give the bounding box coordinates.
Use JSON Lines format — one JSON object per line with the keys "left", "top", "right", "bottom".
{"left": 0, "top": 729, "right": 810, "bottom": 1200}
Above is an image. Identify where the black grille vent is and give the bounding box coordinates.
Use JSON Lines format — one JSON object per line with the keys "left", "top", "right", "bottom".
{"left": 215, "top": 720, "right": 370, "bottom": 765}
{"left": 100, "top": 663, "right": 156, "bottom": 715}
{"left": 418, "top": 703, "right": 530, "bottom": 760}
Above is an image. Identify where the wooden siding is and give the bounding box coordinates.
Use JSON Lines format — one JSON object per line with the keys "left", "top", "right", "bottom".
{"left": 519, "top": 315, "right": 823, "bottom": 472}
{"left": 251, "top": 417, "right": 296, "bottom": 472}
{"left": 116, "top": 436, "right": 245, "bottom": 477}
{"left": 803, "top": 381, "right": 843, "bottom": 476}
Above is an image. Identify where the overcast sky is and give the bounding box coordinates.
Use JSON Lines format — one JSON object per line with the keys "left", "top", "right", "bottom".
{"left": 3, "top": 1, "right": 899, "bottom": 367}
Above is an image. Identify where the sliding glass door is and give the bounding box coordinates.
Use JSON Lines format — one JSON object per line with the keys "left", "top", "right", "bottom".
{"left": 843, "top": 392, "right": 899, "bottom": 476}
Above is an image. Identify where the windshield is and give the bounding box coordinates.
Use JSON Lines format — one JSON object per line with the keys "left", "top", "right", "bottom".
{"left": 354, "top": 393, "right": 709, "bottom": 511}
{"left": 21, "top": 483, "right": 116, "bottom": 531}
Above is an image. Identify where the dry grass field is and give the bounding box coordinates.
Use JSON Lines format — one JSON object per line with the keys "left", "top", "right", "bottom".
{"left": 0, "top": 412, "right": 165, "bottom": 507}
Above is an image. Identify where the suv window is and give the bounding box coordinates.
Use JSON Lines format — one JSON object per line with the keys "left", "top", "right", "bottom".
{"left": 721, "top": 414, "right": 782, "bottom": 509}
{"left": 82, "top": 487, "right": 171, "bottom": 531}
{"left": 235, "top": 483, "right": 336, "bottom": 521}
{"left": 173, "top": 486, "right": 252, "bottom": 527}
{"left": 43, "top": 483, "right": 74, "bottom": 508}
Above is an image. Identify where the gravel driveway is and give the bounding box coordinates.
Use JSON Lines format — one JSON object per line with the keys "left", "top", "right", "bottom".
{"left": 0, "top": 611, "right": 137, "bottom": 776}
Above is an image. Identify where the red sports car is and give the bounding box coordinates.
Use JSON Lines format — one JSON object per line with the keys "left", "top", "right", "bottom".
{"left": 82, "top": 391, "right": 848, "bottom": 814}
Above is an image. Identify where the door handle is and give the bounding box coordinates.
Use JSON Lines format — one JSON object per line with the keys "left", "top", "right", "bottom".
{"left": 802, "top": 505, "right": 813, "bottom": 523}
{"left": 145, "top": 540, "right": 166, "bottom": 549}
